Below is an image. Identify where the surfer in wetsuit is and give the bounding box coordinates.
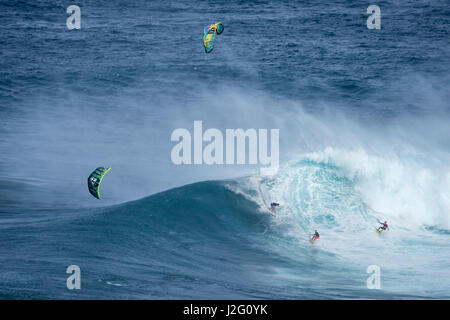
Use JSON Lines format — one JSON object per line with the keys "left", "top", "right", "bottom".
{"left": 270, "top": 202, "right": 280, "bottom": 212}
{"left": 377, "top": 220, "right": 389, "bottom": 232}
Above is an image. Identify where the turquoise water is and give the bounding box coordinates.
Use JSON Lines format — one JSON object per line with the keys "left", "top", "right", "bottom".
{"left": 0, "top": 0, "right": 449, "bottom": 298}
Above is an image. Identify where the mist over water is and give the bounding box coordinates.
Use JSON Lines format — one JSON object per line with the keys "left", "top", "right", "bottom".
{"left": 0, "top": 0, "right": 449, "bottom": 298}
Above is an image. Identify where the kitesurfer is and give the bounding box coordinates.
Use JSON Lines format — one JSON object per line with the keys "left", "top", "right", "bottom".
{"left": 377, "top": 220, "right": 389, "bottom": 232}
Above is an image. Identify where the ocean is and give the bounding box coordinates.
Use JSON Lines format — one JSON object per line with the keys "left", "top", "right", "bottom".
{"left": 0, "top": 0, "right": 449, "bottom": 299}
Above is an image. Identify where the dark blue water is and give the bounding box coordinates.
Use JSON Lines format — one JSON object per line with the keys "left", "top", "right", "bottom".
{"left": 0, "top": 0, "right": 449, "bottom": 299}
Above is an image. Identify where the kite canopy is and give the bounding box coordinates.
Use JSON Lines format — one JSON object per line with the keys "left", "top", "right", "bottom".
{"left": 203, "top": 22, "right": 224, "bottom": 53}
{"left": 87, "top": 167, "right": 111, "bottom": 200}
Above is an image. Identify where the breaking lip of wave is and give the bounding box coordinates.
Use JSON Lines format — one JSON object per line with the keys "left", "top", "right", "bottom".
{"left": 303, "top": 147, "right": 450, "bottom": 230}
